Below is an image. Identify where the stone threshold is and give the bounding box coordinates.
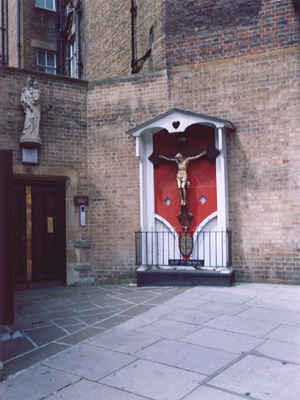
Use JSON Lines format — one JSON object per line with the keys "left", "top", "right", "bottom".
{"left": 137, "top": 266, "right": 234, "bottom": 287}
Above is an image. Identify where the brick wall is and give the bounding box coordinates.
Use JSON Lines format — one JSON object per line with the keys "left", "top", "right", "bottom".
{"left": 165, "top": 0, "right": 300, "bottom": 67}
{"left": 0, "top": 67, "right": 87, "bottom": 169}
{"left": 21, "top": 0, "right": 57, "bottom": 71}
{"left": 8, "top": 0, "right": 18, "bottom": 67}
{"left": 82, "top": 0, "right": 166, "bottom": 80}
{"left": 86, "top": 45, "right": 300, "bottom": 284}
{"left": 0, "top": 66, "right": 89, "bottom": 283}
{"left": 87, "top": 71, "right": 169, "bottom": 281}
{"left": 134, "top": 0, "right": 166, "bottom": 73}
{"left": 82, "top": 0, "right": 131, "bottom": 80}
{"left": 167, "top": 47, "right": 300, "bottom": 284}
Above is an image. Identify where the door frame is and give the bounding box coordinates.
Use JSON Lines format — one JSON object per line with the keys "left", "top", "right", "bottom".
{"left": 13, "top": 175, "right": 67, "bottom": 289}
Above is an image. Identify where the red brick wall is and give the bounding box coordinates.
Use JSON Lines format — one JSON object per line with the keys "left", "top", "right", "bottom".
{"left": 165, "top": 0, "right": 300, "bottom": 67}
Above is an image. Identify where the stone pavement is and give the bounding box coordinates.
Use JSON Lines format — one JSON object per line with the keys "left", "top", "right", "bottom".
{"left": 1, "top": 282, "right": 300, "bottom": 400}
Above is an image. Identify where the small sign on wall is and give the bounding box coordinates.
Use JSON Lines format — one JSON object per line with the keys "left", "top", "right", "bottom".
{"left": 74, "top": 196, "right": 89, "bottom": 206}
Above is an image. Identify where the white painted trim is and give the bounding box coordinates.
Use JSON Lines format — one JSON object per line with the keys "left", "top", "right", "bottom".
{"left": 128, "top": 108, "right": 235, "bottom": 137}
{"left": 131, "top": 110, "right": 233, "bottom": 235}
{"left": 155, "top": 214, "right": 178, "bottom": 236}
{"left": 215, "top": 127, "right": 229, "bottom": 230}
{"left": 194, "top": 211, "right": 218, "bottom": 234}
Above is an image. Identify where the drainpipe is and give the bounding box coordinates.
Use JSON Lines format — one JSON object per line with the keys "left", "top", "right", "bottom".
{"left": 57, "top": 0, "right": 63, "bottom": 75}
{"left": 131, "top": 0, "right": 137, "bottom": 74}
{"left": 17, "top": 0, "right": 20, "bottom": 67}
{"left": 1, "top": 0, "right": 5, "bottom": 65}
{"left": 130, "top": 0, "right": 152, "bottom": 74}
{"left": 5, "top": 0, "right": 8, "bottom": 65}
{"left": 75, "top": 0, "right": 82, "bottom": 78}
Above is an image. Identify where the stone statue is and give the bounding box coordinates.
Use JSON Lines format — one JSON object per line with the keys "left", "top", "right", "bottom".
{"left": 159, "top": 151, "right": 206, "bottom": 206}
{"left": 19, "top": 76, "right": 42, "bottom": 147}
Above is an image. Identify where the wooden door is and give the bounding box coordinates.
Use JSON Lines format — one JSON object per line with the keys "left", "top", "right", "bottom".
{"left": 13, "top": 179, "right": 66, "bottom": 288}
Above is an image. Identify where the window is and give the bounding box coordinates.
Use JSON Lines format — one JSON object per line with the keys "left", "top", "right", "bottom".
{"left": 69, "top": 38, "right": 77, "bottom": 78}
{"left": 36, "top": 0, "right": 56, "bottom": 11}
{"left": 37, "top": 50, "right": 56, "bottom": 74}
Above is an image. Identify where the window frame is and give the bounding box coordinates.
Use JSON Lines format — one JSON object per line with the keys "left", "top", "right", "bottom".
{"left": 69, "top": 37, "right": 77, "bottom": 78}
{"left": 37, "top": 49, "right": 57, "bottom": 75}
{"left": 35, "top": 0, "right": 56, "bottom": 12}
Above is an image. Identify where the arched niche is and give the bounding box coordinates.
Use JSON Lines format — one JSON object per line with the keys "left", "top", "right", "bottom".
{"left": 128, "top": 108, "right": 235, "bottom": 236}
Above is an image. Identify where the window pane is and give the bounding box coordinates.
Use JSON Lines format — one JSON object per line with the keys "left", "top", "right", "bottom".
{"left": 36, "top": 0, "right": 45, "bottom": 7}
{"left": 47, "top": 52, "right": 55, "bottom": 67}
{"left": 46, "top": 0, "right": 54, "bottom": 10}
{"left": 37, "top": 50, "right": 46, "bottom": 66}
{"left": 37, "top": 66, "right": 46, "bottom": 73}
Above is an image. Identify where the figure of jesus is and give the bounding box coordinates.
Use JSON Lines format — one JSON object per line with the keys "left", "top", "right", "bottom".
{"left": 159, "top": 151, "right": 206, "bottom": 206}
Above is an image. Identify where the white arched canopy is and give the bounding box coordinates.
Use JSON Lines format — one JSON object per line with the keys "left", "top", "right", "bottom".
{"left": 127, "top": 108, "right": 235, "bottom": 234}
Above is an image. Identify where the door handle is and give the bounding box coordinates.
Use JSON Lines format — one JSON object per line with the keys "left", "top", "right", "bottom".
{"left": 47, "top": 217, "right": 54, "bottom": 233}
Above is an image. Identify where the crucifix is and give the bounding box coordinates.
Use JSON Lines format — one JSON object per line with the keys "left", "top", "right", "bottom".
{"left": 159, "top": 151, "right": 206, "bottom": 207}
{"left": 149, "top": 131, "right": 220, "bottom": 229}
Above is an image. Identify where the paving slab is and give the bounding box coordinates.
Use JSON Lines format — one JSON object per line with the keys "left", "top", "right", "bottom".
{"left": 0, "top": 336, "right": 35, "bottom": 362}
{"left": 52, "top": 317, "right": 82, "bottom": 326}
{"left": 1, "top": 283, "right": 300, "bottom": 400}
{"left": 220, "top": 283, "right": 284, "bottom": 298}
{"left": 255, "top": 339, "right": 300, "bottom": 364}
{"left": 56, "top": 327, "right": 103, "bottom": 345}
{"left": 86, "top": 327, "right": 160, "bottom": 354}
{"left": 3, "top": 342, "right": 68, "bottom": 377}
{"left": 100, "top": 359, "right": 204, "bottom": 400}
{"left": 183, "top": 385, "right": 248, "bottom": 400}
{"left": 136, "top": 318, "right": 199, "bottom": 339}
{"left": 42, "top": 343, "right": 137, "bottom": 381}
{"left": 244, "top": 297, "right": 300, "bottom": 313}
{"left": 265, "top": 325, "right": 300, "bottom": 345}
{"left": 236, "top": 306, "right": 300, "bottom": 326}
{"left": 203, "top": 314, "right": 279, "bottom": 337}
{"left": 44, "top": 379, "right": 147, "bottom": 400}
{"left": 209, "top": 354, "right": 300, "bottom": 400}
{"left": 136, "top": 338, "right": 239, "bottom": 375}
{"left": 138, "top": 304, "right": 177, "bottom": 318}
{"left": 1, "top": 284, "right": 184, "bottom": 377}
{"left": 174, "top": 286, "right": 218, "bottom": 298}
{"left": 163, "top": 307, "right": 218, "bottom": 325}
{"left": 93, "top": 314, "right": 133, "bottom": 329}
{"left": 163, "top": 295, "right": 209, "bottom": 309}
{"left": 64, "top": 323, "right": 86, "bottom": 333}
{"left": 30, "top": 310, "right": 80, "bottom": 323}
{"left": 117, "top": 314, "right": 159, "bottom": 330}
{"left": 272, "top": 289, "right": 300, "bottom": 303}
{"left": 196, "top": 300, "right": 249, "bottom": 316}
{"left": 0, "top": 364, "right": 80, "bottom": 400}
{"left": 182, "top": 326, "right": 266, "bottom": 354}
{"left": 64, "top": 302, "right": 101, "bottom": 312}
{"left": 24, "top": 325, "right": 67, "bottom": 346}
{"left": 74, "top": 311, "right": 117, "bottom": 325}
{"left": 195, "top": 292, "right": 256, "bottom": 305}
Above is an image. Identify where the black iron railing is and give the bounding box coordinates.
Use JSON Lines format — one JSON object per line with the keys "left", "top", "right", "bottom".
{"left": 135, "top": 230, "right": 232, "bottom": 268}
